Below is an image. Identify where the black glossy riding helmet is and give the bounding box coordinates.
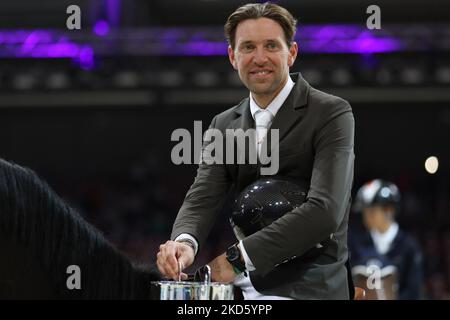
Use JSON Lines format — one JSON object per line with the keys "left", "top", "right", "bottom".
{"left": 353, "top": 179, "right": 401, "bottom": 212}
{"left": 230, "top": 177, "right": 309, "bottom": 240}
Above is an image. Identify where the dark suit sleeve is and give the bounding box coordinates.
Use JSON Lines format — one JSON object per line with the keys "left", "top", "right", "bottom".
{"left": 242, "top": 101, "right": 355, "bottom": 276}
{"left": 170, "top": 116, "right": 232, "bottom": 253}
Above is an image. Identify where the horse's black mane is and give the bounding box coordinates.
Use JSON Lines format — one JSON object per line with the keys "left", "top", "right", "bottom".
{"left": 0, "top": 158, "right": 161, "bottom": 299}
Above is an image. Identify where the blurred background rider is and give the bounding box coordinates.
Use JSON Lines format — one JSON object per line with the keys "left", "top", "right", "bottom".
{"left": 349, "top": 179, "right": 424, "bottom": 299}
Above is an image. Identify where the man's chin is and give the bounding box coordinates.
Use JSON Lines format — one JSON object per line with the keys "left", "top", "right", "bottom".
{"left": 247, "top": 83, "right": 274, "bottom": 95}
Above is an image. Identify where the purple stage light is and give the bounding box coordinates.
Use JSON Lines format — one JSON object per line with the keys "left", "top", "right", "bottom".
{"left": 78, "top": 47, "right": 95, "bottom": 70}
{"left": 21, "top": 32, "right": 40, "bottom": 53}
{"left": 0, "top": 30, "right": 95, "bottom": 69}
{"left": 352, "top": 37, "right": 400, "bottom": 53}
{"left": 160, "top": 28, "right": 186, "bottom": 40}
{"left": 93, "top": 20, "right": 110, "bottom": 37}
{"left": 106, "top": 0, "right": 121, "bottom": 27}
{"left": 173, "top": 41, "right": 227, "bottom": 56}
{"left": 298, "top": 25, "right": 402, "bottom": 54}
{"left": 0, "top": 23, "right": 439, "bottom": 67}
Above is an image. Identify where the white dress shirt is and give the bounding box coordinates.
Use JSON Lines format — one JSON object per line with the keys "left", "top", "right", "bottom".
{"left": 370, "top": 222, "right": 399, "bottom": 255}
{"left": 176, "top": 75, "right": 295, "bottom": 300}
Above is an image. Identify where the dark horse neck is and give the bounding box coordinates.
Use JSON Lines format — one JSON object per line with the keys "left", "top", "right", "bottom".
{"left": 0, "top": 233, "right": 56, "bottom": 299}
{"left": 0, "top": 159, "right": 161, "bottom": 299}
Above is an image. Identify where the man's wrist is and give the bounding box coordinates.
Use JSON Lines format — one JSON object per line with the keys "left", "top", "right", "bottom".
{"left": 177, "top": 239, "right": 196, "bottom": 254}
{"left": 174, "top": 234, "right": 199, "bottom": 255}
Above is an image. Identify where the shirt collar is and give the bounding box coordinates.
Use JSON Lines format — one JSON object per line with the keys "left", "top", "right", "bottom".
{"left": 250, "top": 75, "right": 295, "bottom": 120}
{"left": 370, "top": 222, "right": 399, "bottom": 255}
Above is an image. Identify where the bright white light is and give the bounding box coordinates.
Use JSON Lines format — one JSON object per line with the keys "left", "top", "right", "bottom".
{"left": 425, "top": 156, "right": 439, "bottom": 174}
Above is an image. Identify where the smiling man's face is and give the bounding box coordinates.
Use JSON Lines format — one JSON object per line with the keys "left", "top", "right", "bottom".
{"left": 228, "top": 17, "right": 298, "bottom": 106}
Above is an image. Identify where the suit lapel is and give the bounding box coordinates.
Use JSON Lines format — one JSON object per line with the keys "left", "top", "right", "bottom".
{"left": 229, "top": 98, "right": 255, "bottom": 165}
{"left": 230, "top": 98, "right": 253, "bottom": 132}
{"left": 264, "top": 73, "right": 310, "bottom": 156}
{"left": 229, "top": 98, "right": 259, "bottom": 189}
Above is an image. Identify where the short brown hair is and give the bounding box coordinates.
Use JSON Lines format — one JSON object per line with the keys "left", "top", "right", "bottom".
{"left": 224, "top": 2, "right": 298, "bottom": 49}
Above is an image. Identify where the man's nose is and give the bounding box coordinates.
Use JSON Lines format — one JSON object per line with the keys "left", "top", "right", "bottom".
{"left": 252, "top": 47, "right": 269, "bottom": 65}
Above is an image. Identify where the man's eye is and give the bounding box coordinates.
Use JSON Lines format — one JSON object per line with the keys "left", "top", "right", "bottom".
{"left": 267, "top": 43, "right": 278, "bottom": 50}
{"left": 242, "top": 45, "right": 254, "bottom": 52}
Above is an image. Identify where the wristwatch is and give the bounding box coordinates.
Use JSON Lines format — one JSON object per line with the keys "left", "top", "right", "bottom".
{"left": 226, "top": 243, "right": 246, "bottom": 274}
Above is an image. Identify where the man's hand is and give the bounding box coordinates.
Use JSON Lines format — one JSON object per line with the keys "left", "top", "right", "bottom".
{"left": 156, "top": 240, "right": 195, "bottom": 280}
{"left": 207, "top": 253, "right": 236, "bottom": 283}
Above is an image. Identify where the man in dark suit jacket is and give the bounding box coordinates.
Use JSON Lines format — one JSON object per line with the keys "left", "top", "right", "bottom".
{"left": 157, "top": 2, "right": 355, "bottom": 299}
